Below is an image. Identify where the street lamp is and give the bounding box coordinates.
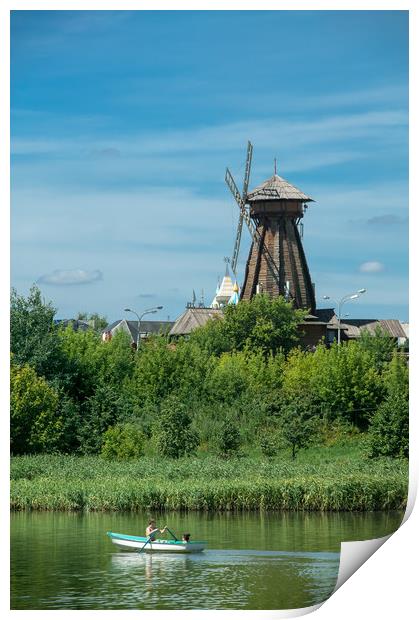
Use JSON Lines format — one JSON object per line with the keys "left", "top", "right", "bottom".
{"left": 323, "top": 289, "right": 366, "bottom": 345}
{"left": 124, "top": 305, "right": 163, "bottom": 349}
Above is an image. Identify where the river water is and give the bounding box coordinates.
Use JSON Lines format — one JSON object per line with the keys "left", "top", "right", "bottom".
{"left": 10, "top": 510, "right": 403, "bottom": 610}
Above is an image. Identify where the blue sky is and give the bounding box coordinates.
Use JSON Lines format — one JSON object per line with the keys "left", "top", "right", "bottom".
{"left": 11, "top": 10, "right": 409, "bottom": 323}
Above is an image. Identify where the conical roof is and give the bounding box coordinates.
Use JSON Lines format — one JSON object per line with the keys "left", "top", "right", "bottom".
{"left": 211, "top": 265, "right": 235, "bottom": 308}
{"left": 247, "top": 174, "right": 313, "bottom": 203}
{"left": 228, "top": 281, "right": 240, "bottom": 305}
{"left": 216, "top": 272, "right": 234, "bottom": 302}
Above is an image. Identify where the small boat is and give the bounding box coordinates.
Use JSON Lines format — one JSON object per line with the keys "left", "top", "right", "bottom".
{"left": 107, "top": 531, "right": 207, "bottom": 554}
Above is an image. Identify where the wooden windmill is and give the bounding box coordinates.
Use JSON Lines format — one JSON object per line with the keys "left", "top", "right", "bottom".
{"left": 225, "top": 142, "right": 316, "bottom": 312}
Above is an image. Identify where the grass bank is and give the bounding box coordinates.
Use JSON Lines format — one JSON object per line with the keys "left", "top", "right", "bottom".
{"left": 10, "top": 446, "right": 408, "bottom": 512}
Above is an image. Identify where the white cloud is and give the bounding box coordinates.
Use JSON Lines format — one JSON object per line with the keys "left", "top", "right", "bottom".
{"left": 37, "top": 269, "right": 103, "bottom": 286}
{"left": 117, "top": 82, "right": 407, "bottom": 114}
{"left": 359, "top": 261, "right": 385, "bottom": 273}
{"left": 11, "top": 109, "right": 407, "bottom": 158}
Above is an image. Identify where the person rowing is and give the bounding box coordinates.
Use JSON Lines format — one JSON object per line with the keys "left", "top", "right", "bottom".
{"left": 145, "top": 520, "right": 168, "bottom": 541}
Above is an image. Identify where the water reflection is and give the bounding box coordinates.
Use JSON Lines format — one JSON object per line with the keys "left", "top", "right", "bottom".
{"left": 109, "top": 548, "right": 340, "bottom": 609}
{"left": 11, "top": 510, "right": 403, "bottom": 610}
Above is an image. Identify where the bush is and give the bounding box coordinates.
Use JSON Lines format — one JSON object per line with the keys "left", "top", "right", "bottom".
{"left": 317, "top": 418, "right": 359, "bottom": 447}
{"left": 153, "top": 394, "right": 199, "bottom": 458}
{"left": 367, "top": 353, "right": 409, "bottom": 459}
{"left": 259, "top": 429, "right": 284, "bottom": 457}
{"left": 214, "top": 417, "right": 241, "bottom": 458}
{"left": 101, "top": 423, "right": 145, "bottom": 460}
{"left": 368, "top": 391, "right": 408, "bottom": 459}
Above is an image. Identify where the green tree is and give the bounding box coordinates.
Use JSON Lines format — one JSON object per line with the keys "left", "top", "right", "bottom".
{"left": 187, "top": 313, "right": 229, "bottom": 356}
{"left": 204, "top": 352, "right": 249, "bottom": 405}
{"left": 223, "top": 294, "right": 305, "bottom": 355}
{"left": 58, "top": 327, "right": 134, "bottom": 400}
{"left": 279, "top": 397, "right": 316, "bottom": 458}
{"left": 204, "top": 349, "right": 280, "bottom": 405}
{"left": 55, "top": 394, "right": 81, "bottom": 454}
{"left": 131, "top": 337, "right": 210, "bottom": 406}
{"left": 358, "top": 326, "right": 397, "bottom": 371}
{"left": 76, "top": 312, "right": 108, "bottom": 331}
{"left": 78, "top": 383, "right": 126, "bottom": 454}
{"left": 190, "top": 294, "right": 304, "bottom": 357}
{"left": 10, "top": 360, "right": 61, "bottom": 454}
{"left": 10, "top": 286, "right": 62, "bottom": 379}
{"left": 382, "top": 352, "right": 409, "bottom": 398}
{"left": 282, "top": 342, "right": 383, "bottom": 429}
{"left": 153, "top": 394, "right": 198, "bottom": 458}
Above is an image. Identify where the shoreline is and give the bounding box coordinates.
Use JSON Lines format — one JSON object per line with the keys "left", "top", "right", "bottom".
{"left": 11, "top": 454, "right": 408, "bottom": 513}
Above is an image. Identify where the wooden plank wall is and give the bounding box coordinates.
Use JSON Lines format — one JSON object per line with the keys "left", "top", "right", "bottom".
{"left": 240, "top": 215, "right": 315, "bottom": 311}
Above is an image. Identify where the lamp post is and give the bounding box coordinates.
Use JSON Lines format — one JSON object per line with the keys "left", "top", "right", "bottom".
{"left": 323, "top": 289, "right": 366, "bottom": 345}
{"left": 124, "top": 305, "right": 163, "bottom": 349}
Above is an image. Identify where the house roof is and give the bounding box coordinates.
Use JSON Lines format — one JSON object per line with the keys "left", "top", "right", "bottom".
{"left": 247, "top": 174, "right": 313, "bottom": 203}
{"left": 104, "top": 319, "right": 174, "bottom": 342}
{"left": 302, "top": 311, "right": 406, "bottom": 339}
{"left": 169, "top": 307, "right": 223, "bottom": 336}
{"left": 312, "top": 308, "right": 337, "bottom": 323}
{"left": 301, "top": 309, "right": 337, "bottom": 325}
{"left": 339, "top": 319, "right": 406, "bottom": 339}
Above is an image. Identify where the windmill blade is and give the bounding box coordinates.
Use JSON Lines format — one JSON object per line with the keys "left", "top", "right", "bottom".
{"left": 226, "top": 167, "right": 259, "bottom": 248}
{"left": 225, "top": 167, "right": 245, "bottom": 210}
{"left": 231, "top": 141, "right": 253, "bottom": 276}
{"left": 242, "top": 141, "right": 253, "bottom": 198}
{"left": 231, "top": 213, "right": 244, "bottom": 276}
{"left": 226, "top": 167, "right": 247, "bottom": 276}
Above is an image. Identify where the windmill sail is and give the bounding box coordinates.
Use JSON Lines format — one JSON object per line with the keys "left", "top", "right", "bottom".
{"left": 230, "top": 141, "right": 253, "bottom": 278}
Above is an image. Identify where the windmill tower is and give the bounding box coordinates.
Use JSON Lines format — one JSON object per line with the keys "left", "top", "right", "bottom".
{"left": 225, "top": 142, "right": 316, "bottom": 312}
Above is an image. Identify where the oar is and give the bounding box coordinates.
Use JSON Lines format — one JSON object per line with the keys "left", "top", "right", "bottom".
{"left": 137, "top": 536, "right": 152, "bottom": 553}
{"left": 138, "top": 527, "right": 160, "bottom": 553}
{"left": 165, "top": 527, "right": 178, "bottom": 541}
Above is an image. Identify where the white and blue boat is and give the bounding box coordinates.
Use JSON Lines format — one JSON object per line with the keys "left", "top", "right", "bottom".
{"left": 107, "top": 531, "right": 207, "bottom": 554}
